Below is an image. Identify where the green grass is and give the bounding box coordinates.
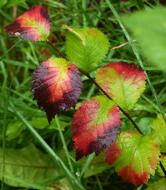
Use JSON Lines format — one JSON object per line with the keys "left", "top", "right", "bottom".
{"left": 0, "top": 0, "right": 166, "bottom": 190}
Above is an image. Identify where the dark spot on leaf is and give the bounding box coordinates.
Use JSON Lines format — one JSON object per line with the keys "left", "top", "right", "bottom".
{"left": 76, "top": 126, "right": 120, "bottom": 160}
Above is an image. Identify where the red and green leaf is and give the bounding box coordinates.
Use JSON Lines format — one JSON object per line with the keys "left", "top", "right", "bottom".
{"left": 5, "top": 5, "right": 50, "bottom": 41}
{"left": 96, "top": 62, "right": 146, "bottom": 110}
{"left": 106, "top": 132, "right": 160, "bottom": 186}
{"left": 72, "top": 95, "right": 120, "bottom": 160}
{"left": 32, "top": 57, "right": 82, "bottom": 122}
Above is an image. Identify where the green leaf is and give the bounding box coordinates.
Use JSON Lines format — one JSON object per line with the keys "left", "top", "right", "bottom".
{"left": 123, "top": 6, "right": 166, "bottom": 71}
{"left": 6, "top": 117, "right": 69, "bottom": 141}
{"left": 6, "top": 121, "right": 25, "bottom": 141}
{"left": 0, "top": 144, "right": 63, "bottom": 189}
{"left": 106, "top": 132, "right": 160, "bottom": 186}
{"left": 150, "top": 115, "right": 166, "bottom": 152}
{"left": 65, "top": 27, "right": 109, "bottom": 71}
{"left": 156, "top": 155, "right": 166, "bottom": 177}
{"left": 96, "top": 62, "right": 146, "bottom": 110}
{"left": 138, "top": 117, "right": 152, "bottom": 135}
{"left": 146, "top": 178, "right": 166, "bottom": 190}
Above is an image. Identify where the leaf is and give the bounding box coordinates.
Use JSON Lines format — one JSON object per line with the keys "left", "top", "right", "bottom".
{"left": 72, "top": 95, "right": 120, "bottom": 160}
{"left": 65, "top": 27, "right": 109, "bottom": 72}
{"left": 123, "top": 6, "right": 166, "bottom": 71}
{"left": 5, "top": 5, "right": 50, "bottom": 41}
{"left": 32, "top": 57, "right": 82, "bottom": 122}
{"left": 150, "top": 115, "right": 166, "bottom": 152}
{"left": 146, "top": 179, "right": 166, "bottom": 190}
{"left": 96, "top": 62, "right": 146, "bottom": 110}
{"left": 6, "top": 116, "right": 70, "bottom": 141}
{"left": 138, "top": 117, "right": 152, "bottom": 135}
{"left": 6, "top": 121, "right": 25, "bottom": 141}
{"left": 47, "top": 179, "right": 72, "bottom": 190}
{"left": 0, "top": 144, "right": 62, "bottom": 189}
{"left": 156, "top": 155, "right": 166, "bottom": 177}
{"left": 105, "top": 132, "right": 160, "bottom": 186}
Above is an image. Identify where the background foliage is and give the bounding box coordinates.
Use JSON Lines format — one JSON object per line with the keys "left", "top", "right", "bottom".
{"left": 0, "top": 0, "right": 166, "bottom": 190}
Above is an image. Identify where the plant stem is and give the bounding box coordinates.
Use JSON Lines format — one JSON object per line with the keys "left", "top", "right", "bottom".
{"left": 79, "top": 69, "right": 143, "bottom": 135}
{"left": 111, "top": 41, "right": 135, "bottom": 51}
{"left": 55, "top": 116, "right": 74, "bottom": 173}
{"left": 82, "top": 0, "right": 87, "bottom": 27}
{"left": 105, "top": 0, "right": 166, "bottom": 121}
{"left": 47, "top": 41, "right": 65, "bottom": 57}
{"left": 10, "top": 103, "right": 85, "bottom": 190}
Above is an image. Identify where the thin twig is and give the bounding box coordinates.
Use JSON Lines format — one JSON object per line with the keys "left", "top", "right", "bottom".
{"left": 111, "top": 41, "right": 129, "bottom": 50}
{"left": 47, "top": 41, "right": 65, "bottom": 57}
{"left": 111, "top": 41, "right": 135, "bottom": 50}
{"left": 79, "top": 69, "right": 143, "bottom": 135}
{"left": 63, "top": 25, "right": 86, "bottom": 45}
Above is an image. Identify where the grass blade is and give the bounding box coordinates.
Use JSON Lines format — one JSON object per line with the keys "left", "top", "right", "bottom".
{"left": 9, "top": 103, "right": 85, "bottom": 190}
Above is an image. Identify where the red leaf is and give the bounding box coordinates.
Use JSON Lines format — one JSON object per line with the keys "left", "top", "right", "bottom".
{"left": 32, "top": 57, "right": 82, "bottom": 122}
{"left": 72, "top": 96, "right": 120, "bottom": 160}
{"left": 5, "top": 5, "right": 50, "bottom": 41}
